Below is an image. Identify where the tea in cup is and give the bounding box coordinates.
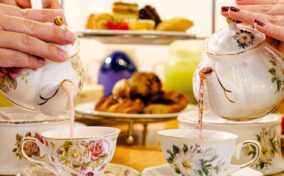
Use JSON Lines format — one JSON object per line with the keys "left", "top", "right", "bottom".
{"left": 20, "top": 127, "right": 120, "bottom": 176}
{"left": 158, "top": 129, "right": 261, "bottom": 176}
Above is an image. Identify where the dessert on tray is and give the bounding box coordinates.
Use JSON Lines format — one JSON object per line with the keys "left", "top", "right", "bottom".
{"left": 156, "top": 17, "right": 193, "bottom": 32}
{"left": 112, "top": 2, "right": 139, "bottom": 19}
{"left": 85, "top": 2, "right": 193, "bottom": 32}
{"left": 139, "top": 5, "right": 162, "bottom": 27}
{"left": 95, "top": 72, "right": 189, "bottom": 114}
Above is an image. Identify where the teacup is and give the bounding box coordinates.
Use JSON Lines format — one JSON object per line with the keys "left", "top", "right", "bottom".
{"left": 158, "top": 129, "right": 261, "bottom": 176}
{"left": 178, "top": 110, "right": 284, "bottom": 175}
{"left": 20, "top": 126, "right": 120, "bottom": 176}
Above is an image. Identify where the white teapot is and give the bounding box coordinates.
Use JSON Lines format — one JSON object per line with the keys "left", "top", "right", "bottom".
{"left": 0, "top": 17, "right": 83, "bottom": 116}
{"left": 193, "top": 19, "right": 284, "bottom": 120}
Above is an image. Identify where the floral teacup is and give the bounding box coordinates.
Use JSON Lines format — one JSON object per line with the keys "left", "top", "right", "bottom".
{"left": 158, "top": 129, "right": 261, "bottom": 176}
{"left": 20, "top": 127, "right": 120, "bottom": 176}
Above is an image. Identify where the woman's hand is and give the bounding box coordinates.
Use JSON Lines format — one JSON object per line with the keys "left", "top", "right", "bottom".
{"left": 0, "top": 0, "right": 61, "bottom": 9}
{"left": 0, "top": 4, "right": 75, "bottom": 68}
{"left": 221, "top": 1, "right": 284, "bottom": 41}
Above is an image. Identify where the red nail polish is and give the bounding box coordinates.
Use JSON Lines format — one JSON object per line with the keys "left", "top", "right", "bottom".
{"left": 255, "top": 19, "right": 265, "bottom": 27}
{"left": 222, "top": 6, "right": 230, "bottom": 12}
{"left": 230, "top": 6, "right": 240, "bottom": 12}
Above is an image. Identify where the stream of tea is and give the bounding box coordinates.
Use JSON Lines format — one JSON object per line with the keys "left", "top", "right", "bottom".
{"left": 198, "top": 73, "right": 205, "bottom": 138}
{"left": 61, "top": 81, "right": 75, "bottom": 138}
{"left": 198, "top": 68, "right": 212, "bottom": 138}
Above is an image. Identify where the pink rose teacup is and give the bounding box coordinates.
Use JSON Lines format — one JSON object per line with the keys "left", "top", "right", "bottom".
{"left": 20, "top": 127, "right": 120, "bottom": 176}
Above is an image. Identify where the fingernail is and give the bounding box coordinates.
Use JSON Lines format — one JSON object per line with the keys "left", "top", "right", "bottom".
{"left": 65, "top": 31, "right": 75, "bottom": 42}
{"left": 230, "top": 6, "right": 240, "bottom": 12}
{"left": 222, "top": 6, "right": 230, "bottom": 12}
{"left": 58, "top": 49, "right": 68, "bottom": 61}
{"left": 255, "top": 19, "right": 265, "bottom": 27}
{"left": 38, "top": 58, "right": 45, "bottom": 65}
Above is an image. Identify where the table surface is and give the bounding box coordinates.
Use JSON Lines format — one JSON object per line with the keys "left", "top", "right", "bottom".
{"left": 112, "top": 146, "right": 284, "bottom": 175}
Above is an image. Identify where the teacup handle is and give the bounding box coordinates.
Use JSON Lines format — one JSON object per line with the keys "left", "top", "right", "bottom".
{"left": 20, "top": 137, "right": 60, "bottom": 176}
{"left": 224, "top": 140, "right": 261, "bottom": 175}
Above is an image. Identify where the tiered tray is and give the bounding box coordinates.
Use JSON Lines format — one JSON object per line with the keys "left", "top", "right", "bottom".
{"left": 76, "top": 30, "right": 203, "bottom": 45}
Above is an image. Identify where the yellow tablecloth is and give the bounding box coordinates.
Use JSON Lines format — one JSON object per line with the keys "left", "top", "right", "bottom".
{"left": 0, "top": 93, "right": 12, "bottom": 107}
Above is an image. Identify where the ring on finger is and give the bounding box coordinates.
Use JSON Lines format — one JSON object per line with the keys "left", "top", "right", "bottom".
{"left": 261, "top": 5, "right": 273, "bottom": 13}
{"left": 268, "top": 15, "right": 280, "bottom": 24}
{"left": 269, "top": 0, "right": 279, "bottom": 5}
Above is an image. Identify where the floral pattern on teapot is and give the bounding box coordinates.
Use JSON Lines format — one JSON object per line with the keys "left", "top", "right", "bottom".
{"left": 71, "top": 55, "right": 84, "bottom": 91}
{"left": 233, "top": 29, "right": 255, "bottom": 49}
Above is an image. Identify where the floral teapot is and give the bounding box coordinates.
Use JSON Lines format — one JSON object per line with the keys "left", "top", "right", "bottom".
{"left": 193, "top": 19, "right": 284, "bottom": 120}
{"left": 0, "top": 17, "right": 83, "bottom": 116}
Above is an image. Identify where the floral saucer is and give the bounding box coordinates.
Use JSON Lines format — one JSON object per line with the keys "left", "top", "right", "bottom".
{"left": 16, "top": 163, "right": 140, "bottom": 176}
{"left": 141, "top": 164, "right": 263, "bottom": 176}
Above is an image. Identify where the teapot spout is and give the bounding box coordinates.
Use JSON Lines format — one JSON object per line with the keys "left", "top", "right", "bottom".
{"left": 200, "top": 67, "right": 235, "bottom": 104}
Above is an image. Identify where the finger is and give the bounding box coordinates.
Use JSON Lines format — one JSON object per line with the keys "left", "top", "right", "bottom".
{"left": 237, "top": 4, "right": 284, "bottom": 15}
{"left": 0, "top": 48, "right": 44, "bottom": 68}
{"left": 15, "top": 0, "right": 30, "bottom": 8}
{"left": 16, "top": 0, "right": 61, "bottom": 9}
{"left": 254, "top": 20, "right": 284, "bottom": 41}
{"left": 0, "top": 31, "right": 68, "bottom": 62}
{"left": 0, "top": 0, "right": 17, "bottom": 6}
{"left": 221, "top": 6, "right": 230, "bottom": 18}
{"left": 43, "top": 0, "right": 61, "bottom": 9}
{"left": 228, "top": 7, "right": 284, "bottom": 26}
{"left": 0, "top": 15, "right": 75, "bottom": 44}
{"left": 0, "top": 4, "right": 64, "bottom": 22}
{"left": 236, "top": 0, "right": 284, "bottom": 5}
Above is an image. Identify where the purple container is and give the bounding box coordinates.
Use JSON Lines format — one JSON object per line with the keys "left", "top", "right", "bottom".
{"left": 98, "top": 51, "right": 137, "bottom": 96}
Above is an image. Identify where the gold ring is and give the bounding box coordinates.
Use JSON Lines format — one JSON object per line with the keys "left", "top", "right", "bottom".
{"left": 54, "top": 16, "right": 64, "bottom": 26}
{"left": 268, "top": 15, "right": 280, "bottom": 24}
{"left": 269, "top": 0, "right": 279, "bottom": 5}
{"left": 261, "top": 5, "right": 273, "bottom": 13}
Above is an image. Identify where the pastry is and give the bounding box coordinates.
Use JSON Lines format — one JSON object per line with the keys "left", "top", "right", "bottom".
{"left": 156, "top": 17, "right": 193, "bottom": 32}
{"left": 143, "top": 91, "right": 189, "bottom": 114}
{"left": 112, "top": 2, "right": 139, "bottom": 20}
{"left": 139, "top": 5, "right": 161, "bottom": 27}
{"left": 112, "top": 79, "right": 131, "bottom": 98}
{"left": 128, "top": 19, "right": 155, "bottom": 30}
{"left": 112, "top": 72, "right": 162, "bottom": 99}
{"left": 95, "top": 96, "right": 144, "bottom": 113}
{"left": 95, "top": 72, "right": 189, "bottom": 114}
{"left": 86, "top": 13, "right": 114, "bottom": 30}
{"left": 128, "top": 72, "right": 162, "bottom": 98}
{"left": 86, "top": 14, "right": 97, "bottom": 29}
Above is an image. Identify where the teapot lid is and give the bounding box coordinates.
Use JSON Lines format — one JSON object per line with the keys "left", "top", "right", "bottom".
{"left": 206, "top": 18, "right": 266, "bottom": 55}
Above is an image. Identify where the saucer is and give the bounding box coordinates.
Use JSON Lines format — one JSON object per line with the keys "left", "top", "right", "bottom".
{"left": 141, "top": 164, "right": 263, "bottom": 176}
{"left": 16, "top": 163, "right": 140, "bottom": 176}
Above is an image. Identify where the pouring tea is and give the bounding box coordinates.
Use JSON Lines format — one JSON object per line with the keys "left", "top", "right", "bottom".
{"left": 193, "top": 19, "right": 284, "bottom": 120}
{"left": 0, "top": 16, "right": 83, "bottom": 116}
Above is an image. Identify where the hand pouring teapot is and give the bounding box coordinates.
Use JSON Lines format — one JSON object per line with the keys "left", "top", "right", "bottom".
{"left": 0, "top": 16, "right": 83, "bottom": 116}
{"left": 193, "top": 19, "right": 284, "bottom": 120}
